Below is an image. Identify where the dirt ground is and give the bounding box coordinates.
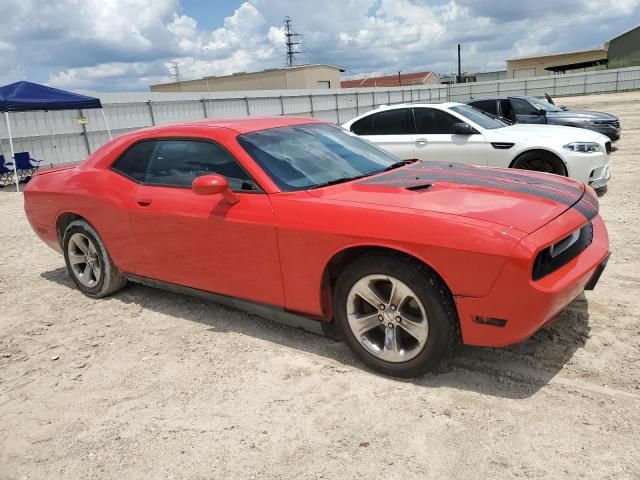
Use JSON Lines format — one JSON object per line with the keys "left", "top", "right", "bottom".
{"left": 1, "top": 91, "right": 639, "bottom": 480}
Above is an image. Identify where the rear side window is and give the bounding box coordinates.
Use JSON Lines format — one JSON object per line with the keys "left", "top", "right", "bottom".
{"left": 350, "top": 115, "right": 374, "bottom": 135}
{"left": 469, "top": 100, "right": 498, "bottom": 115}
{"left": 413, "top": 108, "right": 460, "bottom": 134}
{"left": 371, "top": 108, "right": 413, "bottom": 135}
{"left": 111, "top": 141, "right": 155, "bottom": 182}
{"left": 111, "top": 139, "right": 258, "bottom": 191}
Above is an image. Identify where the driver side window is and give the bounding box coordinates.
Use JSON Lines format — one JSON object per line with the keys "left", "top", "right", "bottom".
{"left": 510, "top": 98, "right": 539, "bottom": 116}
{"left": 413, "top": 108, "right": 460, "bottom": 134}
{"left": 111, "top": 139, "right": 259, "bottom": 192}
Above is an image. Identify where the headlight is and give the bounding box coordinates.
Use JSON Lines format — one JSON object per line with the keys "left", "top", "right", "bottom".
{"left": 563, "top": 142, "right": 600, "bottom": 153}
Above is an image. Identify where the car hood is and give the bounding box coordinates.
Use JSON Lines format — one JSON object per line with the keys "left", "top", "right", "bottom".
{"left": 307, "top": 162, "right": 595, "bottom": 234}
{"left": 547, "top": 109, "right": 617, "bottom": 121}
{"left": 490, "top": 123, "right": 606, "bottom": 142}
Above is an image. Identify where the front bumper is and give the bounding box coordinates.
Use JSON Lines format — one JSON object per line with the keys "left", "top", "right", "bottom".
{"left": 455, "top": 213, "right": 609, "bottom": 347}
{"left": 589, "top": 125, "right": 621, "bottom": 141}
{"left": 564, "top": 150, "right": 610, "bottom": 187}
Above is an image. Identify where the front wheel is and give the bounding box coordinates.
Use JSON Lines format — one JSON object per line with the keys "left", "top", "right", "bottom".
{"left": 333, "top": 254, "right": 458, "bottom": 377}
{"left": 512, "top": 151, "right": 567, "bottom": 176}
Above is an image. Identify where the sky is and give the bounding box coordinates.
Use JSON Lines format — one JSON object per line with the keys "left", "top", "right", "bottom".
{"left": 0, "top": 0, "right": 638, "bottom": 92}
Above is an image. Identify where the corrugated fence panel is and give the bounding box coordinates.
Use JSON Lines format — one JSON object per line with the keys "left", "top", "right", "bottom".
{"left": 246, "top": 97, "right": 283, "bottom": 115}
{"left": 152, "top": 100, "right": 206, "bottom": 125}
{"left": 206, "top": 98, "right": 248, "bottom": 117}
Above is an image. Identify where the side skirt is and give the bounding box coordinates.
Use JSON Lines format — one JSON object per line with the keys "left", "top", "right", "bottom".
{"left": 125, "top": 274, "right": 327, "bottom": 336}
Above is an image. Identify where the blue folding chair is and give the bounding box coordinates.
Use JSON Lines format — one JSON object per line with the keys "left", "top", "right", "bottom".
{"left": 0, "top": 155, "right": 14, "bottom": 187}
{"left": 14, "top": 152, "right": 42, "bottom": 182}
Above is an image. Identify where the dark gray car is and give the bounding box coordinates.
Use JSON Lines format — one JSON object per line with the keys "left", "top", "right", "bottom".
{"left": 466, "top": 95, "right": 621, "bottom": 141}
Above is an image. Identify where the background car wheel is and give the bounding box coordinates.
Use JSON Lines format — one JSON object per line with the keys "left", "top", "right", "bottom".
{"left": 512, "top": 151, "right": 567, "bottom": 176}
{"left": 63, "top": 219, "right": 127, "bottom": 298}
{"left": 333, "top": 253, "right": 458, "bottom": 377}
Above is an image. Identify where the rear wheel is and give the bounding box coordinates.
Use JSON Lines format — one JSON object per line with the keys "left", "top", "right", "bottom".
{"left": 63, "top": 220, "right": 127, "bottom": 298}
{"left": 512, "top": 151, "right": 567, "bottom": 176}
{"left": 333, "top": 254, "right": 458, "bottom": 377}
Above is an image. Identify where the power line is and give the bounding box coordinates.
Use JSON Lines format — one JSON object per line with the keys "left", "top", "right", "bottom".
{"left": 284, "top": 16, "right": 301, "bottom": 68}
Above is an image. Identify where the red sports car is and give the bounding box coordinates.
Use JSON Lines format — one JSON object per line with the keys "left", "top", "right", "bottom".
{"left": 24, "top": 117, "right": 610, "bottom": 377}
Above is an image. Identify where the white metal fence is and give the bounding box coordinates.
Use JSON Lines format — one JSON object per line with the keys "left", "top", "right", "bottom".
{"left": 2, "top": 66, "right": 639, "bottom": 166}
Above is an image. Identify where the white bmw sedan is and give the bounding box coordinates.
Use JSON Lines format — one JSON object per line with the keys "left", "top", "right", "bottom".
{"left": 342, "top": 102, "right": 611, "bottom": 189}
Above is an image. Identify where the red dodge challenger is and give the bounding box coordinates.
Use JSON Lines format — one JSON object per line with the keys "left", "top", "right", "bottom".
{"left": 24, "top": 117, "right": 610, "bottom": 377}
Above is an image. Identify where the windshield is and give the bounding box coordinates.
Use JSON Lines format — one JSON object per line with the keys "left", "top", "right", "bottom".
{"left": 237, "top": 124, "right": 400, "bottom": 191}
{"left": 449, "top": 104, "right": 508, "bottom": 129}
{"left": 526, "top": 97, "right": 563, "bottom": 113}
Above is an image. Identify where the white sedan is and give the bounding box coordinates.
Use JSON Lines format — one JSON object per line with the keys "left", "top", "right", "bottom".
{"left": 342, "top": 102, "right": 611, "bottom": 189}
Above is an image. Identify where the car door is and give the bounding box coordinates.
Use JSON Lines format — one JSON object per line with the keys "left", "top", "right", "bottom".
{"left": 351, "top": 108, "right": 416, "bottom": 160}
{"left": 509, "top": 97, "right": 547, "bottom": 124}
{"left": 116, "top": 138, "right": 285, "bottom": 307}
{"left": 411, "top": 107, "right": 489, "bottom": 165}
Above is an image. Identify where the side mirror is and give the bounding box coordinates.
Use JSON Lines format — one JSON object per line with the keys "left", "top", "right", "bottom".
{"left": 538, "top": 108, "right": 547, "bottom": 116}
{"left": 453, "top": 122, "right": 476, "bottom": 135}
{"left": 192, "top": 174, "right": 239, "bottom": 205}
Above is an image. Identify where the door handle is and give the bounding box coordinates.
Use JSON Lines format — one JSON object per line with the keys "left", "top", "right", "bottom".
{"left": 136, "top": 196, "right": 152, "bottom": 206}
{"left": 415, "top": 138, "right": 428, "bottom": 146}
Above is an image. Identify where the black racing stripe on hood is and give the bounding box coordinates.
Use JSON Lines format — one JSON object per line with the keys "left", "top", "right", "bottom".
{"left": 359, "top": 162, "right": 596, "bottom": 218}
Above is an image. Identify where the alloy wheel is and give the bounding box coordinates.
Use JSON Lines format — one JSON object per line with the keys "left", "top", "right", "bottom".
{"left": 67, "top": 232, "right": 102, "bottom": 288}
{"left": 346, "top": 274, "right": 429, "bottom": 362}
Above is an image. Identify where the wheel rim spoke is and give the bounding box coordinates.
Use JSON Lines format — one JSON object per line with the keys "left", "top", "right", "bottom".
{"left": 68, "top": 252, "right": 85, "bottom": 265}
{"left": 348, "top": 312, "right": 381, "bottom": 337}
{"left": 383, "top": 326, "right": 398, "bottom": 358}
{"left": 398, "top": 315, "right": 428, "bottom": 344}
{"left": 353, "top": 281, "right": 385, "bottom": 309}
{"left": 389, "top": 278, "right": 412, "bottom": 310}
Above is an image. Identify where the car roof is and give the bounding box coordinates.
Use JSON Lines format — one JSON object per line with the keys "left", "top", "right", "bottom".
{"left": 466, "top": 95, "right": 534, "bottom": 102}
{"left": 370, "top": 102, "right": 464, "bottom": 110}
{"left": 133, "top": 116, "right": 326, "bottom": 135}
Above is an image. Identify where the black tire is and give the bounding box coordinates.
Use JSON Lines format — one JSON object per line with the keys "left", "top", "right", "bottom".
{"left": 512, "top": 150, "right": 567, "bottom": 176}
{"left": 62, "top": 219, "right": 127, "bottom": 298}
{"left": 333, "top": 253, "right": 458, "bottom": 378}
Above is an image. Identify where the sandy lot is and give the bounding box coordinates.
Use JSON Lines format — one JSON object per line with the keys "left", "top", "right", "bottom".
{"left": 1, "top": 91, "right": 639, "bottom": 479}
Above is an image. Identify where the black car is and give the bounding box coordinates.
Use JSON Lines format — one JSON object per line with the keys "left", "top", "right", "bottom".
{"left": 466, "top": 95, "right": 621, "bottom": 141}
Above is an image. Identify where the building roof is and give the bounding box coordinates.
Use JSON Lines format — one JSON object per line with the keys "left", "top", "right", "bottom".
{"left": 341, "top": 71, "right": 436, "bottom": 88}
{"left": 507, "top": 48, "right": 608, "bottom": 63}
{"left": 151, "top": 64, "right": 345, "bottom": 88}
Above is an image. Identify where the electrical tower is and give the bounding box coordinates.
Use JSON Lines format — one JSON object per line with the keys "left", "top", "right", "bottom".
{"left": 169, "top": 61, "right": 181, "bottom": 82}
{"left": 284, "top": 16, "right": 301, "bottom": 68}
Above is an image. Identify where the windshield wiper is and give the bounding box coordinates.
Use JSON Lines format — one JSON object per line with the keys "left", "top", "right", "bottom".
{"left": 382, "top": 159, "right": 418, "bottom": 172}
{"left": 309, "top": 173, "right": 371, "bottom": 189}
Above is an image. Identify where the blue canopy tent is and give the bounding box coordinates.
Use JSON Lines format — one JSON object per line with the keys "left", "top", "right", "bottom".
{"left": 0, "top": 81, "right": 111, "bottom": 192}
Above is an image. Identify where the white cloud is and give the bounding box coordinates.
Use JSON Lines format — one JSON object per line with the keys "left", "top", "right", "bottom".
{"left": 0, "top": 0, "right": 638, "bottom": 91}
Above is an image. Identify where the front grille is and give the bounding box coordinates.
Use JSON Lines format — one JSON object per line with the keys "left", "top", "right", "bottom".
{"left": 532, "top": 223, "right": 594, "bottom": 281}
{"left": 605, "top": 141, "right": 612, "bottom": 154}
{"left": 607, "top": 120, "right": 620, "bottom": 128}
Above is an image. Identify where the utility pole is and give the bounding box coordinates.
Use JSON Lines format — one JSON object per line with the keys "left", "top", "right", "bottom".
{"left": 169, "top": 61, "right": 181, "bottom": 82}
{"left": 284, "top": 16, "right": 301, "bottom": 68}
{"left": 398, "top": 71, "right": 402, "bottom": 86}
{"left": 457, "top": 44, "right": 462, "bottom": 83}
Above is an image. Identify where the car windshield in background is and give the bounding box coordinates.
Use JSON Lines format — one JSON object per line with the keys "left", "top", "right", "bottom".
{"left": 526, "top": 97, "right": 563, "bottom": 113}
{"left": 237, "top": 124, "right": 400, "bottom": 191}
{"left": 450, "top": 104, "right": 507, "bottom": 129}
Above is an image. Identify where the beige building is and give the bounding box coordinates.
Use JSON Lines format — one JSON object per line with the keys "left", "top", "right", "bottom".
{"left": 150, "top": 64, "right": 345, "bottom": 93}
{"left": 507, "top": 48, "right": 608, "bottom": 79}
{"left": 506, "top": 26, "right": 640, "bottom": 78}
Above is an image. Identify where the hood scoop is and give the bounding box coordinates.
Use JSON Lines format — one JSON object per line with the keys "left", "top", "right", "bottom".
{"left": 406, "top": 183, "right": 433, "bottom": 192}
